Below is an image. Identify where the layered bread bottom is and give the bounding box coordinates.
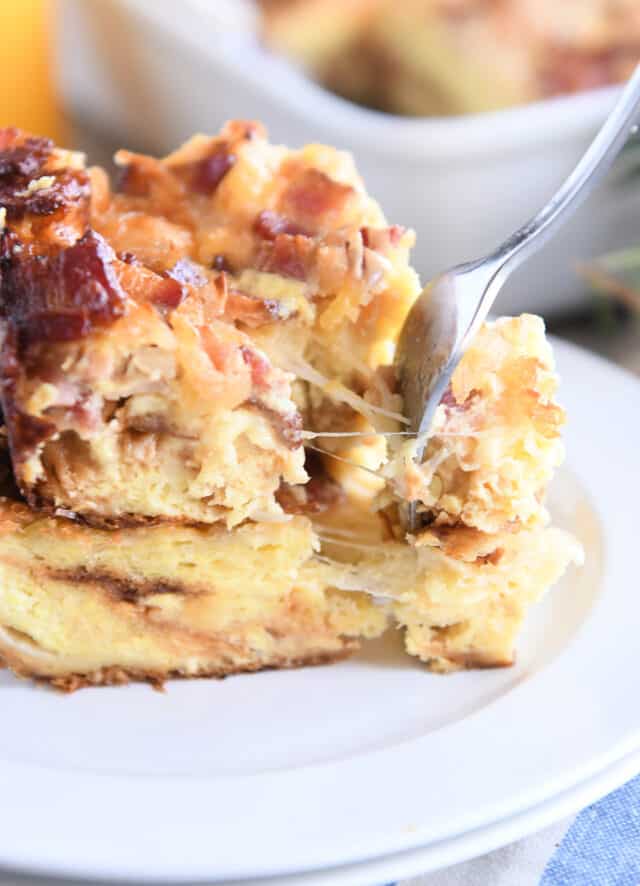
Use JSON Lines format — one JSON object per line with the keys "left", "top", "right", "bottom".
{"left": 0, "top": 503, "right": 383, "bottom": 690}
{"left": 0, "top": 492, "right": 580, "bottom": 690}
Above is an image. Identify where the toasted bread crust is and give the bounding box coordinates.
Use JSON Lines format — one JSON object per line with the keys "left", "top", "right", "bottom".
{"left": 0, "top": 643, "right": 355, "bottom": 693}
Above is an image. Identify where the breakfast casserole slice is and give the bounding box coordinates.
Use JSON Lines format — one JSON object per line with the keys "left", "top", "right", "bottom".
{"left": 0, "top": 123, "right": 418, "bottom": 527}
{"left": 0, "top": 124, "right": 581, "bottom": 688}
{"left": 0, "top": 128, "right": 308, "bottom": 528}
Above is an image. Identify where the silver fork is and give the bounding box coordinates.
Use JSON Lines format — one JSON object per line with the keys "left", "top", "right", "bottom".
{"left": 395, "top": 64, "right": 640, "bottom": 533}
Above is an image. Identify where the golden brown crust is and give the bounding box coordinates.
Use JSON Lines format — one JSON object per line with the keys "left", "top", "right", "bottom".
{"left": 0, "top": 647, "right": 355, "bottom": 693}
{"left": 423, "top": 648, "right": 515, "bottom": 674}
{"left": 414, "top": 524, "right": 509, "bottom": 564}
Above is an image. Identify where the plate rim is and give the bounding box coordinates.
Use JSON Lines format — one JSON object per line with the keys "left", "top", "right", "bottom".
{"left": 212, "top": 747, "right": 640, "bottom": 886}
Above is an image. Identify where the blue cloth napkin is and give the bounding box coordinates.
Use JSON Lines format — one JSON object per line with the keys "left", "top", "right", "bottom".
{"left": 540, "top": 774, "right": 640, "bottom": 886}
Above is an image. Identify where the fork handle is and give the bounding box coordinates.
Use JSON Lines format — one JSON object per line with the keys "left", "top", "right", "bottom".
{"left": 486, "top": 64, "right": 640, "bottom": 286}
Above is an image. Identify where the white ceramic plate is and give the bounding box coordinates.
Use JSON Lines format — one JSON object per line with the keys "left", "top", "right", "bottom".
{"left": 206, "top": 747, "right": 640, "bottom": 886}
{"left": 0, "top": 338, "right": 638, "bottom": 883}
{"left": 4, "top": 754, "right": 640, "bottom": 886}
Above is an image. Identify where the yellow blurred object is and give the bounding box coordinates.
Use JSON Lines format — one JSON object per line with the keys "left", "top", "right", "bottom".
{"left": 0, "top": 0, "right": 66, "bottom": 140}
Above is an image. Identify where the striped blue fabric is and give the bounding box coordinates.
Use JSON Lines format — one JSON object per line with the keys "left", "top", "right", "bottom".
{"left": 540, "top": 774, "right": 640, "bottom": 886}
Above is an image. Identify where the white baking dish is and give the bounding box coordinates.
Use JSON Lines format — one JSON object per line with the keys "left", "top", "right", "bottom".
{"left": 54, "top": 0, "right": 640, "bottom": 316}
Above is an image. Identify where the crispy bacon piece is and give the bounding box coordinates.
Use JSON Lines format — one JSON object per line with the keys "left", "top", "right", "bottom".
{"left": 361, "top": 225, "right": 406, "bottom": 251}
{"left": 0, "top": 230, "right": 126, "bottom": 348}
{"left": 114, "top": 256, "right": 218, "bottom": 316}
{"left": 256, "top": 233, "right": 316, "bottom": 280}
{"left": 211, "top": 254, "right": 233, "bottom": 272}
{"left": 253, "top": 209, "right": 310, "bottom": 240}
{"left": 277, "top": 450, "right": 344, "bottom": 514}
{"left": 252, "top": 401, "right": 303, "bottom": 449}
{"left": 115, "top": 162, "right": 151, "bottom": 198}
{"left": 240, "top": 345, "right": 272, "bottom": 389}
{"left": 117, "top": 251, "right": 141, "bottom": 265}
{"left": 225, "top": 290, "right": 286, "bottom": 327}
{"left": 0, "top": 131, "right": 52, "bottom": 177}
{"left": 149, "top": 257, "right": 208, "bottom": 312}
{"left": 179, "top": 143, "right": 237, "bottom": 196}
{"left": 417, "top": 523, "right": 507, "bottom": 565}
{"left": 0, "top": 325, "right": 56, "bottom": 463}
{"left": 239, "top": 344, "right": 303, "bottom": 448}
{"left": 276, "top": 475, "right": 343, "bottom": 514}
{"left": 148, "top": 277, "right": 184, "bottom": 313}
{"left": 170, "top": 121, "right": 263, "bottom": 197}
{"left": 281, "top": 168, "right": 355, "bottom": 229}
{"left": 439, "top": 386, "right": 457, "bottom": 408}
{"left": 1, "top": 170, "right": 90, "bottom": 222}
{"left": 0, "top": 228, "right": 21, "bottom": 265}
{"left": 439, "top": 384, "right": 482, "bottom": 412}
{"left": 192, "top": 146, "right": 236, "bottom": 194}
{"left": 0, "top": 129, "right": 90, "bottom": 223}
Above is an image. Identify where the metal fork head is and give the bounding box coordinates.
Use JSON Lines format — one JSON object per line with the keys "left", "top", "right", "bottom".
{"left": 395, "top": 272, "right": 459, "bottom": 438}
{"left": 394, "top": 261, "right": 500, "bottom": 533}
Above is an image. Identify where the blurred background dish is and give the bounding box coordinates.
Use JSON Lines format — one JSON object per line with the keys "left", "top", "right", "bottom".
{"left": 0, "top": 0, "right": 637, "bottom": 324}
{"left": 53, "top": 0, "right": 640, "bottom": 317}
{"left": 259, "top": 0, "right": 640, "bottom": 116}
